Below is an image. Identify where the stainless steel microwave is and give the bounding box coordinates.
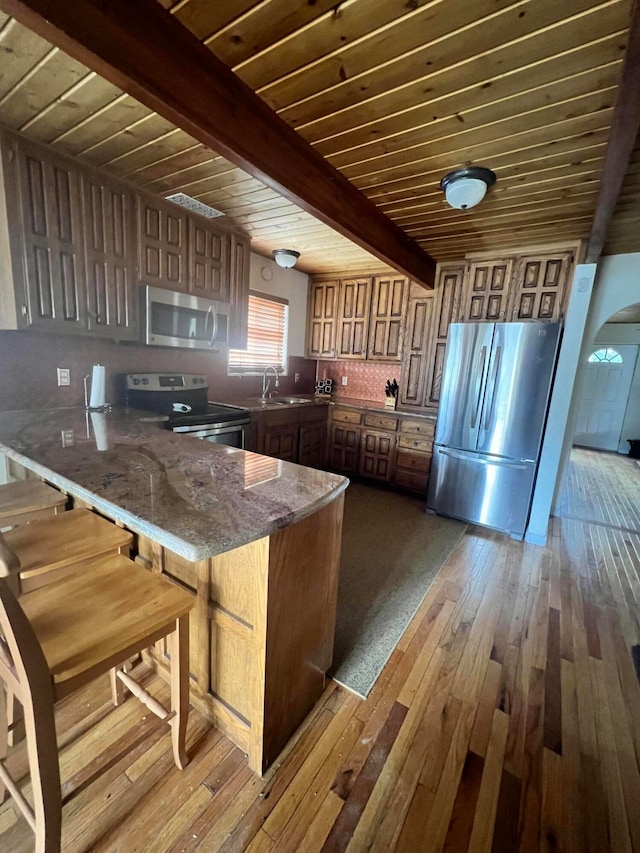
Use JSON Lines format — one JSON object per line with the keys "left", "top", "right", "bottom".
{"left": 143, "top": 285, "right": 230, "bottom": 350}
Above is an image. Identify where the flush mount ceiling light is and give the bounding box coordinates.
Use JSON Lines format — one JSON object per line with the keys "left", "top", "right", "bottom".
{"left": 272, "top": 249, "right": 300, "bottom": 269}
{"left": 440, "top": 166, "right": 496, "bottom": 210}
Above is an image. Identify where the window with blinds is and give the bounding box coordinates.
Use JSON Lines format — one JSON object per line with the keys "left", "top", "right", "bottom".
{"left": 228, "top": 291, "right": 289, "bottom": 374}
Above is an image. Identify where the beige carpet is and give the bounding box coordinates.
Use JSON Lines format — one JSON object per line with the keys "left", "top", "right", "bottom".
{"left": 330, "top": 482, "right": 467, "bottom": 698}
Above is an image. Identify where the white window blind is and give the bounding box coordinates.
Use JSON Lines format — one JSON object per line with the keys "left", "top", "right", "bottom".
{"left": 228, "top": 291, "right": 289, "bottom": 374}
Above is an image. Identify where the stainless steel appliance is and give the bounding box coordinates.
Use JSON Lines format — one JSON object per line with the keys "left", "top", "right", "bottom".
{"left": 143, "top": 286, "right": 230, "bottom": 350}
{"left": 125, "top": 373, "right": 250, "bottom": 447}
{"left": 426, "top": 322, "right": 561, "bottom": 539}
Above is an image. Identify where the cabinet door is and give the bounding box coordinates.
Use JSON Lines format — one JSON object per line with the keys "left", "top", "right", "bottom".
{"left": 138, "top": 195, "right": 189, "bottom": 290}
{"left": 298, "top": 420, "right": 327, "bottom": 468}
{"left": 82, "top": 174, "right": 138, "bottom": 340}
{"left": 463, "top": 259, "right": 513, "bottom": 322}
{"left": 358, "top": 429, "right": 396, "bottom": 482}
{"left": 189, "top": 219, "right": 230, "bottom": 302}
{"left": 336, "top": 277, "right": 371, "bottom": 359}
{"left": 263, "top": 424, "right": 299, "bottom": 462}
{"left": 329, "top": 422, "right": 360, "bottom": 472}
{"left": 229, "top": 233, "right": 250, "bottom": 349}
{"left": 399, "top": 287, "right": 435, "bottom": 408}
{"left": 16, "top": 137, "right": 87, "bottom": 333}
{"left": 510, "top": 251, "right": 574, "bottom": 322}
{"left": 306, "top": 280, "right": 339, "bottom": 359}
{"left": 425, "top": 264, "right": 466, "bottom": 408}
{"left": 367, "top": 275, "right": 409, "bottom": 361}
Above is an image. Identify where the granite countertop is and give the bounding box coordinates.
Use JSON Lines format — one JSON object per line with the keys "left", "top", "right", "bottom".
{"left": 226, "top": 395, "right": 437, "bottom": 420}
{"left": 0, "top": 408, "right": 348, "bottom": 562}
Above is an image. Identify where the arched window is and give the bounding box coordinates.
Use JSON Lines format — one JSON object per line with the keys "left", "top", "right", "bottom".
{"left": 588, "top": 347, "right": 623, "bottom": 364}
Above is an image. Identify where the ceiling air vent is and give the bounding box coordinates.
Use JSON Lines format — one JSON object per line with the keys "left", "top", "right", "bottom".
{"left": 165, "top": 193, "right": 224, "bottom": 219}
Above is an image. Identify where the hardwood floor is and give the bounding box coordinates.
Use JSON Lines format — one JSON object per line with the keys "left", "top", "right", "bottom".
{"left": 1, "top": 448, "right": 639, "bottom": 851}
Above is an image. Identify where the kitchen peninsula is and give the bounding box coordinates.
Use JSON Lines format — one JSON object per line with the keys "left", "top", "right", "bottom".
{"left": 0, "top": 407, "right": 348, "bottom": 775}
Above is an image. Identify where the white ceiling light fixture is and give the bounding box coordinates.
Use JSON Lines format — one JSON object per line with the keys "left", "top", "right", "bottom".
{"left": 440, "top": 166, "right": 496, "bottom": 210}
{"left": 272, "top": 249, "right": 300, "bottom": 269}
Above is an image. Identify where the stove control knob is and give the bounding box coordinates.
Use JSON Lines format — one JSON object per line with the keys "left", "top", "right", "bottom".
{"left": 132, "top": 378, "right": 140, "bottom": 385}
{"left": 142, "top": 378, "right": 149, "bottom": 385}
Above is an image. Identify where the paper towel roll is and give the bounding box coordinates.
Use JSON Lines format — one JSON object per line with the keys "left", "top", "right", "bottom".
{"left": 89, "top": 364, "right": 106, "bottom": 409}
{"left": 90, "top": 412, "right": 109, "bottom": 452}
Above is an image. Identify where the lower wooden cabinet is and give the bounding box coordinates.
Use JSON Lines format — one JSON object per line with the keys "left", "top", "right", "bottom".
{"left": 250, "top": 404, "right": 328, "bottom": 467}
{"left": 328, "top": 406, "right": 434, "bottom": 493}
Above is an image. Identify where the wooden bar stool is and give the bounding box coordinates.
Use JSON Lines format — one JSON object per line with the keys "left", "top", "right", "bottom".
{"left": 0, "top": 532, "right": 194, "bottom": 853}
{"left": 3, "top": 507, "right": 133, "bottom": 593}
{"left": 0, "top": 480, "right": 67, "bottom": 528}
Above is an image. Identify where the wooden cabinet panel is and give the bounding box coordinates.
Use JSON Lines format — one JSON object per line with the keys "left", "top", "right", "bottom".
{"left": 82, "top": 173, "right": 138, "bottom": 340}
{"left": 306, "top": 280, "right": 339, "bottom": 359}
{"left": 464, "top": 259, "right": 513, "bottom": 322}
{"left": 329, "top": 422, "right": 360, "bottom": 473}
{"left": 396, "top": 449, "right": 431, "bottom": 473}
{"left": 331, "top": 408, "right": 362, "bottom": 425}
{"left": 367, "top": 275, "right": 409, "bottom": 361}
{"left": 358, "top": 429, "right": 396, "bottom": 481}
{"left": 298, "top": 420, "right": 327, "bottom": 468}
{"left": 393, "top": 467, "right": 430, "bottom": 493}
{"left": 510, "top": 251, "right": 574, "bottom": 322}
{"left": 336, "top": 277, "right": 371, "bottom": 359}
{"left": 397, "top": 433, "right": 433, "bottom": 453}
{"left": 229, "top": 232, "right": 250, "bottom": 349}
{"left": 399, "top": 418, "right": 435, "bottom": 438}
{"left": 399, "top": 289, "right": 435, "bottom": 408}
{"left": 363, "top": 412, "right": 398, "bottom": 431}
{"left": 189, "top": 220, "right": 230, "bottom": 302}
{"left": 262, "top": 423, "right": 298, "bottom": 462}
{"left": 16, "top": 137, "right": 86, "bottom": 333}
{"left": 427, "top": 264, "right": 466, "bottom": 407}
{"left": 138, "top": 195, "right": 188, "bottom": 290}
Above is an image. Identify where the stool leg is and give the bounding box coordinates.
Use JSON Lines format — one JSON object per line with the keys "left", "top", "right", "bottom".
{"left": 169, "top": 615, "right": 189, "bottom": 770}
{"left": 0, "top": 685, "right": 7, "bottom": 804}
{"left": 24, "top": 692, "right": 62, "bottom": 853}
{"left": 109, "top": 668, "right": 126, "bottom": 706}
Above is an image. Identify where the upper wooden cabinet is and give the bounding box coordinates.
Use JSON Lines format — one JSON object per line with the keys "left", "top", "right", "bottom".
{"left": 137, "top": 196, "right": 189, "bottom": 291}
{"left": 82, "top": 172, "right": 138, "bottom": 340}
{"left": 336, "top": 277, "right": 371, "bottom": 359}
{"left": 229, "top": 233, "right": 250, "bottom": 349}
{"left": 510, "top": 251, "right": 574, "bottom": 322}
{"left": 7, "top": 134, "right": 87, "bottom": 334}
{"left": 463, "top": 258, "right": 514, "bottom": 322}
{"left": 306, "top": 280, "right": 339, "bottom": 359}
{"left": 189, "top": 220, "right": 230, "bottom": 301}
{"left": 368, "top": 274, "right": 409, "bottom": 361}
{"left": 307, "top": 273, "right": 410, "bottom": 362}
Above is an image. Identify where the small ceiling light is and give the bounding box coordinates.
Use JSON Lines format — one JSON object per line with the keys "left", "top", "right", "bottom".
{"left": 440, "top": 166, "right": 496, "bottom": 210}
{"left": 272, "top": 249, "right": 300, "bottom": 269}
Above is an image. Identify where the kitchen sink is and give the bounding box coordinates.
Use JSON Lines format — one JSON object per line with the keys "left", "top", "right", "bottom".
{"left": 268, "top": 397, "right": 313, "bottom": 404}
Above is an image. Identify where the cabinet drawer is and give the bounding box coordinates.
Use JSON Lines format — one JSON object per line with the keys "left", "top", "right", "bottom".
{"left": 263, "top": 408, "right": 300, "bottom": 427}
{"left": 363, "top": 412, "right": 398, "bottom": 431}
{"left": 299, "top": 404, "right": 328, "bottom": 425}
{"left": 398, "top": 434, "right": 433, "bottom": 453}
{"left": 399, "top": 419, "right": 436, "bottom": 438}
{"left": 394, "top": 468, "right": 429, "bottom": 493}
{"left": 396, "top": 449, "right": 431, "bottom": 473}
{"left": 331, "top": 408, "right": 362, "bottom": 425}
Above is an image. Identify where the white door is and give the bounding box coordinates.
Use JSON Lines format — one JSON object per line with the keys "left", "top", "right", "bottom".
{"left": 574, "top": 345, "right": 638, "bottom": 450}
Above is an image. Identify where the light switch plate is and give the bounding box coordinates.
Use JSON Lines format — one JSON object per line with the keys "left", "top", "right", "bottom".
{"left": 341, "top": 376, "right": 348, "bottom": 386}
{"left": 61, "top": 429, "right": 74, "bottom": 447}
{"left": 57, "top": 367, "right": 71, "bottom": 386}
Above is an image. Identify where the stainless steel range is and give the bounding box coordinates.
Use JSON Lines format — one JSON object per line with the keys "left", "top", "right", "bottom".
{"left": 125, "top": 373, "right": 250, "bottom": 447}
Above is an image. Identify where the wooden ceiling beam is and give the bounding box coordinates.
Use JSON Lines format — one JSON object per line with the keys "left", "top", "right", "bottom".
{"left": 0, "top": 0, "right": 436, "bottom": 287}
{"left": 586, "top": 0, "right": 640, "bottom": 263}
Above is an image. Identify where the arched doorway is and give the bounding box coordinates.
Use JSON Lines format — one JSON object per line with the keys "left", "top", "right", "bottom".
{"left": 574, "top": 343, "right": 639, "bottom": 450}
{"left": 572, "top": 301, "right": 640, "bottom": 454}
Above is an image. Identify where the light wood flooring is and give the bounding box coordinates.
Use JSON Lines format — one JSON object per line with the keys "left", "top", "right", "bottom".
{"left": 1, "top": 448, "right": 640, "bottom": 851}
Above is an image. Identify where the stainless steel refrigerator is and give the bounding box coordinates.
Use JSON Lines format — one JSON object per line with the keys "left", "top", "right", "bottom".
{"left": 426, "top": 322, "right": 561, "bottom": 539}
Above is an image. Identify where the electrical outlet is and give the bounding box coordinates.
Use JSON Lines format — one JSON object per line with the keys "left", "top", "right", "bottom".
{"left": 61, "top": 429, "right": 74, "bottom": 447}
{"left": 294, "top": 372, "right": 300, "bottom": 383}
{"left": 57, "top": 367, "right": 71, "bottom": 387}
{"left": 341, "top": 376, "right": 348, "bottom": 386}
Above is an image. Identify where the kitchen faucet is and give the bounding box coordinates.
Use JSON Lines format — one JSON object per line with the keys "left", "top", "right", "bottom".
{"left": 261, "top": 366, "right": 280, "bottom": 399}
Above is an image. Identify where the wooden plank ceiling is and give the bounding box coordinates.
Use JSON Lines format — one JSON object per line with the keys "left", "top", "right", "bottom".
{"left": 0, "top": 0, "right": 635, "bottom": 277}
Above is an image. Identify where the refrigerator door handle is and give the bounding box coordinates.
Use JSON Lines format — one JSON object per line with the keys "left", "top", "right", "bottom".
{"left": 437, "top": 447, "right": 528, "bottom": 470}
{"left": 483, "top": 345, "right": 502, "bottom": 431}
{"left": 470, "top": 346, "right": 488, "bottom": 429}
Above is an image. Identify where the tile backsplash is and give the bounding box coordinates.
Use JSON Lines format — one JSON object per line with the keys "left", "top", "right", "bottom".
{"left": 0, "top": 331, "right": 316, "bottom": 411}
{"left": 318, "top": 361, "right": 400, "bottom": 403}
